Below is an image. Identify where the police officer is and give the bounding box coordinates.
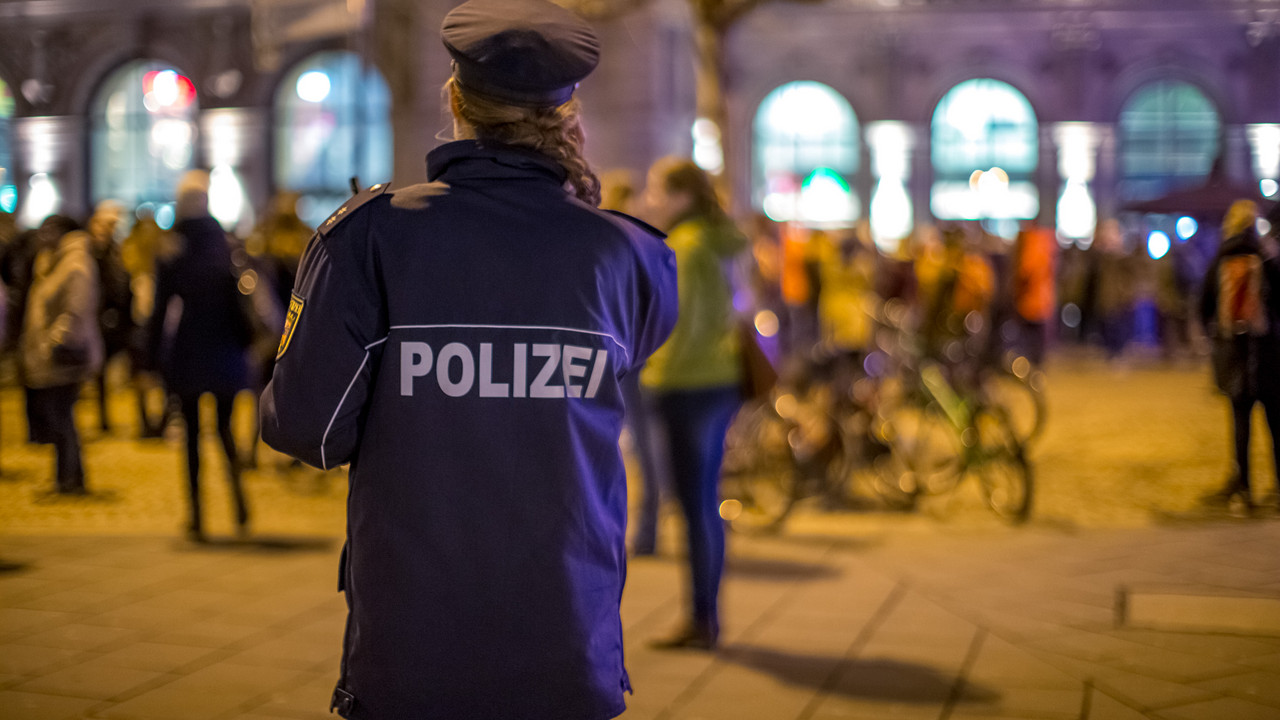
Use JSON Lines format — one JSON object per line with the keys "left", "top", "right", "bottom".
{"left": 260, "top": 1, "right": 677, "bottom": 718}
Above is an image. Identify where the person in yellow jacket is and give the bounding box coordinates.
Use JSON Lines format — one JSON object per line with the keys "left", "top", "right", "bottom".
{"left": 640, "top": 156, "right": 747, "bottom": 650}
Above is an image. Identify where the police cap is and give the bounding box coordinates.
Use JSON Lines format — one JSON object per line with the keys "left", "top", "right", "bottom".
{"left": 442, "top": 0, "right": 599, "bottom": 108}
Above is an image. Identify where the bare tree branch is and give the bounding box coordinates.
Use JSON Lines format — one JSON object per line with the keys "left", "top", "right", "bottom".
{"left": 552, "top": 0, "right": 655, "bottom": 21}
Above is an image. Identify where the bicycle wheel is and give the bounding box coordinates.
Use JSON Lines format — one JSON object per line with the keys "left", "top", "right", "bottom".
{"left": 878, "top": 400, "right": 963, "bottom": 498}
{"left": 720, "top": 401, "right": 800, "bottom": 532}
{"left": 845, "top": 411, "right": 917, "bottom": 511}
{"left": 980, "top": 366, "right": 1046, "bottom": 446}
{"left": 972, "top": 407, "right": 1034, "bottom": 523}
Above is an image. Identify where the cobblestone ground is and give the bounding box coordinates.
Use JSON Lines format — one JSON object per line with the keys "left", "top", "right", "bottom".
{"left": 0, "top": 363, "right": 346, "bottom": 539}
{"left": 0, "top": 352, "right": 1274, "bottom": 539}
{"left": 2, "top": 353, "right": 1279, "bottom": 720}
{"left": 768, "top": 350, "right": 1277, "bottom": 537}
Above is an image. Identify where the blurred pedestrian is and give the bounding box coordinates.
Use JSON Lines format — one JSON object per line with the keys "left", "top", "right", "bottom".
{"left": 817, "top": 223, "right": 878, "bottom": 370}
{"left": 2, "top": 225, "right": 42, "bottom": 354}
{"left": 21, "top": 215, "right": 103, "bottom": 496}
{"left": 1011, "top": 221, "right": 1057, "bottom": 365}
{"left": 1199, "top": 200, "right": 1280, "bottom": 513}
{"left": 247, "top": 191, "right": 310, "bottom": 316}
{"left": 1154, "top": 240, "right": 1197, "bottom": 361}
{"left": 640, "top": 156, "right": 747, "bottom": 650}
{"left": 86, "top": 200, "right": 132, "bottom": 433}
{"left": 122, "top": 207, "right": 172, "bottom": 438}
{"left": 260, "top": 2, "right": 677, "bottom": 717}
{"left": 1086, "top": 220, "right": 1137, "bottom": 360}
{"left": 145, "top": 171, "right": 250, "bottom": 542}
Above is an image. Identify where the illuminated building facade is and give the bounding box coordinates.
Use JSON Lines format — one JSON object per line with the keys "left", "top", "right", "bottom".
{"left": 0, "top": 0, "right": 1275, "bottom": 246}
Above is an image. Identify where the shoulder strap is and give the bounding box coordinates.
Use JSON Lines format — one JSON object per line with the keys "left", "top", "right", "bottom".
{"left": 316, "top": 182, "right": 392, "bottom": 239}
{"left": 601, "top": 209, "right": 667, "bottom": 240}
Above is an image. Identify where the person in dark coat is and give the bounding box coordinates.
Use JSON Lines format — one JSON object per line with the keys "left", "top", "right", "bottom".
{"left": 22, "top": 215, "right": 104, "bottom": 495}
{"left": 146, "top": 170, "right": 250, "bottom": 541}
{"left": 259, "top": 2, "right": 677, "bottom": 717}
{"left": 86, "top": 200, "right": 132, "bottom": 433}
{"left": 2, "top": 226, "right": 42, "bottom": 354}
{"left": 1199, "top": 200, "right": 1280, "bottom": 513}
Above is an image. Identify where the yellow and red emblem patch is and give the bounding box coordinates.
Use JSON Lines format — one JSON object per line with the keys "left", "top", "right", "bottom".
{"left": 277, "top": 293, "right": 304, "bottom": 360}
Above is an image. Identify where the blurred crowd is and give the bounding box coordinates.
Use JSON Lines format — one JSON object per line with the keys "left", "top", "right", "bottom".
{"left": 0, "top": 161, "right": 1276, "bottom": 537}
{"left": 0, "top": 172, "right": 310, "bottom": 540}
{"left": 735, "top": 213, "right": 1228, "bottom": 380}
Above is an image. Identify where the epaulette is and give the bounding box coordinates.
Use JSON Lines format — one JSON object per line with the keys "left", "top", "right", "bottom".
{"left": 316, "top": 182, "right": 392, "bottom": 239}
{"left": 602, "top": 209, "right": 667, "bottom": 239}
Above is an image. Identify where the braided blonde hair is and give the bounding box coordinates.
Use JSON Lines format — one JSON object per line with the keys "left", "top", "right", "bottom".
{"left": 446, "top": 77, "right": 602, "bottom": 207}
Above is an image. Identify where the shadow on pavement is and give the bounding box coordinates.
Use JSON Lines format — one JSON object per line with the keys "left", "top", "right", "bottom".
{"left": 0, "top": 559, "right": 31, "bottom": 574}
{"left": 726, "top": 556, "right": 840, "bottom": 581}
{"left": 720, "top": 645, "right": 999, "bottom": 704}
{"left": 179, "top": 535, "right": 337, "bottom": 553}
{"left": 0, "top": 468, "right": 36, "bottom": 483}
{"left": 28, "top": 488, "right": 123, "bottom": 504}
{"left": 742, "top": 530, "right": 883, "bottom": 553}
{"left": 1151, "top": 507, "right": 1272, "bottom": 525}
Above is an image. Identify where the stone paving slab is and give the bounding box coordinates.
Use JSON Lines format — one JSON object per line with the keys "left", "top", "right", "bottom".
{"left": 0, "top": 521, "right": 1272, "bottom": 720}
{"left": 0, "top": 358, "right": 1279, "bottom": 718}
{"left": 1120, "top": 588, "right": 1280, "bottom": 636}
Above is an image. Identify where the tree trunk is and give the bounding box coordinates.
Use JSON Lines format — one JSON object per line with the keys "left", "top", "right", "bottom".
{"left": 692, "top": 18, "right": 733, "bottom": 205}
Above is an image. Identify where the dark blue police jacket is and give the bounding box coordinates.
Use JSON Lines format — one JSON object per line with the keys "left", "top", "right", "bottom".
{"left": 260, "top": 140, "right": 677, "bottom": 720}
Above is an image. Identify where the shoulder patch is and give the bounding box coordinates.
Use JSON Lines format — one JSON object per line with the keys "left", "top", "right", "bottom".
{"left": 316, "top": 182, "right": 392, "bottom": 238}
{"left": 277, "top": 293, "right": 305, "bottom": 360}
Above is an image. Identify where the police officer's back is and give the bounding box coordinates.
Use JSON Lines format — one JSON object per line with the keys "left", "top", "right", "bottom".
{"left": 260, "top": 2, "right": 677, "bottom": 718}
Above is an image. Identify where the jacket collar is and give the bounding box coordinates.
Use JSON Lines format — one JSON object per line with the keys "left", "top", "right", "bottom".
{"left": 1220, "top": 229, "right": 1261, "bottom": 256}
{"left": 426, "top": 140, "right": 568, "bottom": 186}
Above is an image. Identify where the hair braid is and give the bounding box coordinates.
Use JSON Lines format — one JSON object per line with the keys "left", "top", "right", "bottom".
{"left": 446, "top": 78, "right": 602, "bottom": 206}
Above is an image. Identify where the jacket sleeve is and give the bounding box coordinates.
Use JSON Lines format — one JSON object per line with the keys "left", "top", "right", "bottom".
{"left": 1199, "top": 259, "right": 1218, "bottom": 333}
{"left": 630, "top": 233, "right": 679, "bottom": 372}
{"left": 260, "top": 202, "right": 386, "bottom": 469}
{"left": 142, "top": 260, "right": 176, "bottom": 373}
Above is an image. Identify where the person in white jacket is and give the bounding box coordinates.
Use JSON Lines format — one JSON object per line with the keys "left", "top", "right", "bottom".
{"left": 22, "top": 215, "right": 103, "bottom": 495}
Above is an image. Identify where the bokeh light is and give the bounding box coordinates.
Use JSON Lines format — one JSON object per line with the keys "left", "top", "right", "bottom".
{"left": 754, "top": 309, "right": 779, "bottom": 338}
{"left": 1175, "top": 216, "right": 1197, "bottom": 241}
{"left": 1146, "top": 230, "right": 1170, "bottom": 260}
{"left": 296, "top": 70, "right": 332, "bottom": 103}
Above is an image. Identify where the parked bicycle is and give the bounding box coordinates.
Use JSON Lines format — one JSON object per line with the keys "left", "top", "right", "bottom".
{"left": 720, "top": 308, "right": 1043, "bottom": 529}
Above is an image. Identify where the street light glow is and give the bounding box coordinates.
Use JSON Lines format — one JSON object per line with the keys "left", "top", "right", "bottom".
{"left": 297, "top": 70, "right": 332, "bottom": 103}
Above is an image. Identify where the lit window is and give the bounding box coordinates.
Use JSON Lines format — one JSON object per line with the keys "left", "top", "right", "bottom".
{"left": 754, "top": 81, "right": 860, "bottom": 227}
{"left": 931, "top": 79, "right": 1039, "bottom": 230}
{"left": 0, "top": 79, "right": 13, "bottom": 213}
{"left": 1119, "top": 80, "right": 1220, "bottom": 202}
{"left": 90, "top": 62, "right": 199, "bottom": 213}
{"left": 275, "top": 52, "right": 393, "bottom": 228}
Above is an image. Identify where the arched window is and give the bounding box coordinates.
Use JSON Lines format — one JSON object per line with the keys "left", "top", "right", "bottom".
{"left": 754, "top": 81, "right": 860, "bottom": 228}
{"left": 0, "top": 79, "right": 15, "bottom": 213}
{"left": 931, "top": 78, "right": 1039, "bottom": 236}
{"left": 275, "top": 51, "right": 393, "bottom": 228}
{"left": 91, "top": 61, "right": 199, "bottom": 228}
{"left": 1118, "top": 80, "right": 1221, "bottom": 202}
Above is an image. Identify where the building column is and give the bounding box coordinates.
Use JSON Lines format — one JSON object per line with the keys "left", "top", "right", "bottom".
{"left": 14, "top": 115, "right": 84, "bottom": 225}
{"left": 1247, "top": 123, "right": 1280, "bottom": 200}
{"left": 202, "top": 106, "right": 266, "bottom": 234}
{"left": 909, "top": 121, "right": 931, "bottom": 231}
{"left": 1052, "top": 122, "right": 1101, "bottom": 246}
{"left": 1038, "top": 125, "right": 1060, "bottom": 227}
{"left": 1092, "top": 123, "right": 1118, "bottom": 222}
{"left": 866, "top": 120, "right": 916, "bottom": 252}
{"left": 1224, "top": 124, "right": 1253, "bottom": 184}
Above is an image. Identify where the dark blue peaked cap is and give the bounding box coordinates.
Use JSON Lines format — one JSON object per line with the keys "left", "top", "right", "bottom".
{"left": 442, "top": 0, "right": 600, "bottom": 108}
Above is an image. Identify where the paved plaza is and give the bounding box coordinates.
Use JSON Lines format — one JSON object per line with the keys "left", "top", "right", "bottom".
{"left": 1, "top": 354, "right": 1279, "bottom": 720}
